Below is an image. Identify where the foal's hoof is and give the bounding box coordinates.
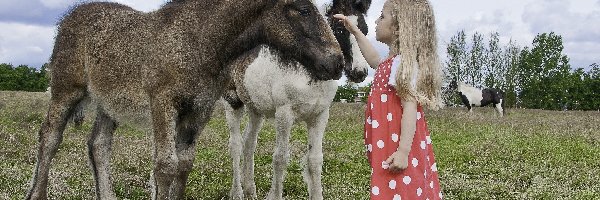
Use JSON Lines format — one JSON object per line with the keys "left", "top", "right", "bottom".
{"left": 229, "top": 187, "right": 244, "bottom": 200}
{"left": 265, "top": 191, "right": 284, "bottom": 200}
{"left": 25, "top": 189, "right": 48, "bottom": 200}
{"left": 243, "top": 184, "right": 257, "bottom": 200}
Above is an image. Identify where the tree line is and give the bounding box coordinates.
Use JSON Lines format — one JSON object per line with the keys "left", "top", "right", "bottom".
{"left": 444, "top": 31, "right": 599, "bottom": 111}
{"left": 0, "top": 63, "right": 49, "bottom": 92}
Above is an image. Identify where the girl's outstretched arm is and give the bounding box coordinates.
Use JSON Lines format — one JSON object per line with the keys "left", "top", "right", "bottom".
{"left": 333, "top": 14, "right": 381, "bottom": 68}
{"left": 385, "top": 99, "right": 418, "bottom": 172}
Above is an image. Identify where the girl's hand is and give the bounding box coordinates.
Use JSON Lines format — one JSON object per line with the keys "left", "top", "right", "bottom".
{"left": 385, "top": 150, "right": 409, "bottom": 173}
{"left": 333, "top": 14, "right": 360, "bottom": 35}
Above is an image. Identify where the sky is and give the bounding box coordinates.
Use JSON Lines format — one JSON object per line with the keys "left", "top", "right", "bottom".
{"left": 0, "top": 0, "right": 598, "bottom": 86}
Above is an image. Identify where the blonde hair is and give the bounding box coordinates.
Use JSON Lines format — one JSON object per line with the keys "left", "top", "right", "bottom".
{"left": 389, "top": 0, "right": 444, "bottom": 110}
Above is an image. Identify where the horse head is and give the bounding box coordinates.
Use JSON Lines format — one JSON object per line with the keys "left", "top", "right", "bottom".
{"left": 324, "top": 0, "right": 371, "bottom": 83}
{"left": 232, "top": 0, "right": 345, "bottom": 81}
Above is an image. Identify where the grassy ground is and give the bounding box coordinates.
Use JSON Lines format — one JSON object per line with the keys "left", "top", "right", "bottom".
{"left": 0, "top": 91, "right": 599, "bottom": 199}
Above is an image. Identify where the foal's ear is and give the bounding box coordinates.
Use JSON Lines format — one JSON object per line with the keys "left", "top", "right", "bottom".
{"left": 353, "top": 0, "right": 371, "bottom": 14}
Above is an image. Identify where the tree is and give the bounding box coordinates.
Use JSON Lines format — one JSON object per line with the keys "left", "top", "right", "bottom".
{"left": 443, "top": 30, "right": 468, "bottom": 106}
{"left": 0, "top": 63, "right": 49, "bottom": 92}
{"left": 518, "top": 32, "right": 571, "bottom": 110}
{"left": 579, "top": 64, "right": 600, "bottom": 110}
{"left": 484, "top": 32, "right": 502, "bottom": 89}
{"left": 0, "top": 63, "right": 17, "bottom": 90}
{"left": 467, "top": 32, "right": 485, "bottom": 86}
{"left": 501, "top": 39, "right": 521, "bottom": 108}
{"left": 358, "top": 82, "right": 372, "bottom": 102}
{"left": 334, "top": 83, "right": 358, "bottom": 102}
{"left": 445, "top": 30, "right": 468, "bottom": 83}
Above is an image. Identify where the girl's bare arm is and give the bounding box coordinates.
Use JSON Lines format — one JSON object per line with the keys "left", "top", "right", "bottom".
{"left": 397, "top": 99, "right": 418, "bottom": 154}
{"left": 333, "top": 14, "right": 381, "bottom": 68}
{"left": 385, "top": 99, "right": 418, "bottom": 172}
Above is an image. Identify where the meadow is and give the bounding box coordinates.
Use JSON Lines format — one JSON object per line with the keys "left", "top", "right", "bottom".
{"left": 0, "top": 91, "right": 599, "bottom": 199}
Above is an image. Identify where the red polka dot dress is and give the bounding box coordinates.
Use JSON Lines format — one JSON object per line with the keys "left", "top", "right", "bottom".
{"left": 364, "top": 55, "right": 443, "bottom": 200}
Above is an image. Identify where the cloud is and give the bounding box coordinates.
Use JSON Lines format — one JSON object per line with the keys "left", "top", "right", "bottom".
{"left": 0, "top": 0, "right": 166, "bottom": 68}
{"left": 0, "top": 0, "right": 164, "bottom": 26}
{"left": 0, "top": 1, "right": 66, "bottom": 25}
{"left": 522, "top": 0, "right": 600, "bottom": 68}
{"left": 40, "top": 0, "right": 74, "bottom": 9}
{"left": 112, "top": 0, "right": 165, "bottom": 12}
{"left": 0, "top": 23, "right": 56, "bottom": 67}
{"left": 428, "top": 0, "right": 598, "bottom": 70}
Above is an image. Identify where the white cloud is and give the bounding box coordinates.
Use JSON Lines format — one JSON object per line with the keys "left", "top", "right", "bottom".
{"left": 112, "top": 0, "right": 166, "bottom": 12}
{"left": 522, "top": 0, "right": 600, "bottom": 68}
{"left": 0, "top": 0, "right": 165, "bottom": 67}
{"left": 40, "top": 0, "right": 74, "bottom": 9}
{"left": 0, "top": 23, "right": 56, "bottom": 67}
{"left": 430, "top": 0, "right": 598, "bottom": 70}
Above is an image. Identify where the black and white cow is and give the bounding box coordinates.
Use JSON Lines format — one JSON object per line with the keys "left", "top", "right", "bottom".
{"left": 450, "top": 80, "right": 505, "bottom": 117}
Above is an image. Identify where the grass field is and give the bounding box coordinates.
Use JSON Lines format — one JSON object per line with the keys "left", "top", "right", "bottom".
{"left": 1, "top": 91, "right": 599, "bottom": 199}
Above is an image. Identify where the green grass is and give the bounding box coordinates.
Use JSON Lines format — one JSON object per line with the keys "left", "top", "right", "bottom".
{"left": 1, "top": 91, "right": 599, "bottom": 199}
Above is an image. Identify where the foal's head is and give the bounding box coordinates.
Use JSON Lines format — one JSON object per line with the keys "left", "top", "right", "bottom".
{"left": 325, "top": 0, "right": 371, "bottom": 83}
{"left": 240, "top": 0, "right": 345, "bottom": 81}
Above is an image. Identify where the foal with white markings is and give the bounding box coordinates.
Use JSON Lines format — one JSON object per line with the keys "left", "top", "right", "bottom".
{"left": 223, "top": 0, "right": 371, "bottom": 199}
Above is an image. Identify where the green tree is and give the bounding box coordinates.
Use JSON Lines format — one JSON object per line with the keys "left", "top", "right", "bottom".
{"left": 566, "top": 68, "right": 588, "bottom": 110}
{"left": 0, "top": 63, "right": 17, "bottom": 90}
{"left": 358, "top": 83, "right": 372, "bottom": 103}
{"left": 518, "top": 32, "right": 571, "bottom": 110}
{"left": 0, "top": 63, "right": 49, "bottom": 92}
{"left": 444, "top": 30, "right": 468, "bottom": 106}
{"left": 580, "top": 64, "right": 600, "bottom": 110}
{"left": 484, "top": 32, "right": 502, "bottom": 89}
{"left": 502, "top": 40, "right": 521, "bottom": 108}
{"left": 467, "top": 32, "right": 485, "bottom": 86}
{"left": 334, "top": 83, "right": 358, "bottom": 102}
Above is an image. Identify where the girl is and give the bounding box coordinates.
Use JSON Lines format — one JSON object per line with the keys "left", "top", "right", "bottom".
{"left": 334, "top": 0, "right": 444, "bottom": 199}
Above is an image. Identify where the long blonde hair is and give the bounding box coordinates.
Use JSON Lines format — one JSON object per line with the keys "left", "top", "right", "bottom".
{"left": 389, "top": 0, "right": 443, "bottom": 110}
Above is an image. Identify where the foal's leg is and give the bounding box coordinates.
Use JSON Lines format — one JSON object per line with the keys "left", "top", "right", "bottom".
{"left": 242, "top": 109, "right": 264, "bottom": 199}
{"left": 26, "top": 89, "right": 85, "bottom": 200}
{"left": 150, "top": 100, "right": 179, "bottom": 200}
{"left": 170, "top": 102, "right": 215, "bottom": 199}
{"left": 87, "top": 107, "right": 118, "bottom": 200}
{"left": 266, "top": 106, "right": 295, "bottom": 200}
{"left": 303, "top": 109, "right": 329, "bottom": 200}
{"left": 495, "top": 99, "right": 504, "bottom": 117}
{"left": 224, "top": 102, "right": 245, "bottom": 200}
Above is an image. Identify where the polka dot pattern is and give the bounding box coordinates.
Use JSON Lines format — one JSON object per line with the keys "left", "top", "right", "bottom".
{"left": 372, "top": 186, "right": 379, "bottom": 196}
{"left": 403, "top": 176, "right": 411, "bottom": 185}
{"left": 389, "top": 180, "right": 397, "bottom": 189}
{"left": 364, "top": 55, "right": 443, "bottom": 199}
{"left": 412, "top": 158, "right": 419, "bottom": 167}
{"left": 391, "top": 133, "right": 399, "bottom": 142}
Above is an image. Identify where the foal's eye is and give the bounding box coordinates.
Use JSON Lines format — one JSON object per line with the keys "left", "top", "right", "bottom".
{"left": 299, "top": 9, "right": 310, "bottom": 16}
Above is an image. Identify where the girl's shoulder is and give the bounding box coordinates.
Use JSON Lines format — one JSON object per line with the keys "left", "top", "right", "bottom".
{"left": 378, "top": 54, "right": 399, "bottom": 66}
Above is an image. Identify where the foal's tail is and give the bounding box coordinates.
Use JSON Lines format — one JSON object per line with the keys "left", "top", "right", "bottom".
{"left": 71, "top": 98, "right": 88, "bottom": 127}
